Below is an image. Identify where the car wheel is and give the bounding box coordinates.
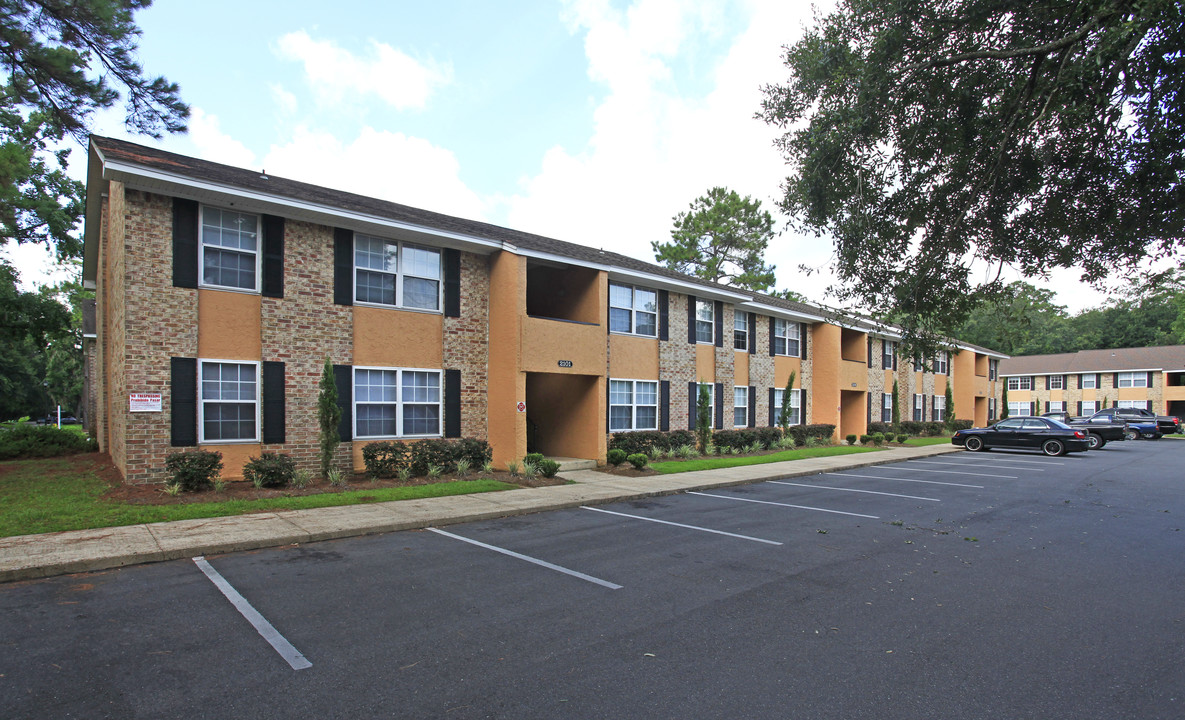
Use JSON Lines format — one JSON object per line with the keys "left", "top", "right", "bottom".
{"left": 1086, "top": 433, "right": 1103, "bottom": 450}
{"left": 1042, "top": 439, "right": 1065, "bottom": 457}
{"left": 1152, "top": 433, "right": 1163, "bottom": 440}
{"left": 1125, "top": 428, "right": 1140, "bottom": 441}
{"left": 964, "top": 436, "right": 984, "bottom": 452}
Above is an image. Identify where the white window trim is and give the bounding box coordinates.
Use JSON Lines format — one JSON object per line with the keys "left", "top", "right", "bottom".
{"left": 773, "top": 387, "right": 802, "bottom": 425}
{"left": 1049, "top": 375, "right": 1064, "bottom": 390}
{"left": 1080, "top": 373, "right": 1097, "bottom": 389}
{"left": 199, "top": 205, "right": 261, "bottom": 293}
{"left": 933, "top": 351, "right": 949, "bottom": 375}
{"left": 695, "top": 300, "right": 714, "bottom": 344}
{"left": 609, "top": 378, "right": 659, "bottom": 432}
{"left": 1117, "top": 372, "right": 1148, "bottom": 388}
{"left": 883, "top": 341, "right": 895, "bottom": 370}
{"left": 353, "top": 366, "right": 444, "bottom": 440}
{"left": 1007, "top": 376, "right": 1033, "bottom": 391}
{"left": 733, "top": 310, "right": 748, "bottom": 351}
{"left": 198, "top": 359, "right": 260, "bottom": 444}
{"left": 609, "top": 283, "right": 658, "bottom": 338}
{"left": 353, "top": 234, "right": 444, "bottom": 313}
{"left": 882, "top": 392, "right": 893, "bottom": 422}
{"left": 697, "top": 382, "right": 715, "bottom": 423}
{"left": 1048, "top": 401, "right": 1065, "bottom": 413}
{"left": 933, "top": 395, "right": 946, "bottom": 422}
{"left": 734, "top": 385, "right": 749, "bottom": 428}
{"left": 1117, "top": 400, "right": 1150, "bottom": 410}
{"left": 1007, "top": 401, "right": 1031, "bottom": 417}
{"left": 773, "top": 318, "right": 800, "bottom": 357}
{"left": 1080, "top": 400, "right": 1097, "bottom": 415}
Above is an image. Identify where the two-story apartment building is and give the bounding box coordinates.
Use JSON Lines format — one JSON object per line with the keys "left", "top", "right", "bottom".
{"left": 999, "top": 346, "right": 1185, "bottom": 419}
{"left": 82, "top": 136, "right": 1006, "bottom": 483}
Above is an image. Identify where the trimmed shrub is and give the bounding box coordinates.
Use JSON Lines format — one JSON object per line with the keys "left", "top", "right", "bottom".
{"left": 454, "top": 438, "right": 493, "bottom": 468}
{"left": 859, "top": 434, "right": 871, "bottom": 445}
{"left": 755, "top": 426, "right": 783, "bottom": 448}
{"left": 872, "top": 432, "right": 885, "bottom": 446}
{"left": 950, "top": 419, "right": 974, "bottom": 431}
{"left": 713, "top": 429, "right": 759, "bottom": 452}
{"left": 896, "top": 433, "right": 909, "bottom": 443}
{"left": 523, "top": 452, "right": 545, "bottom": 467}
{"left": 868, "top": 422, "right": 894, "bottom": 435}
{"left": 409, "top": 439, "right": 455, "bottom": 476}
{"left": 362, "top": 441, "right": 410, "bottom": 478}
{"left": 0, "top": 424, "right": 98, "bottom": 460}
{"left": 899, "top": 420, "right": 924, "bottom": 435}
{"left": 607, "top": 449, "right": 627, "bottom": 465}
{"left": 608, "top": 429, "right": 698, "bottom": 455}
{"left": 845, "top": 434, "right": 857, "bottom": 445}
{"left": 786, "top": 423, "right": 836, "bottom": 445}
{"left": 626, "top": 453, "right": 649, "bottom": 469}
{"left": 922, "top": 422, "right": 945, "bottom": 436}
{"left": 537, "top": 459, "right": 560, "bottom": 478}
{"left": 164, "top": 450, "right": 223, "bottom": 492}
{"left": 243, "top": 452, "right": 296, "bottom": 488}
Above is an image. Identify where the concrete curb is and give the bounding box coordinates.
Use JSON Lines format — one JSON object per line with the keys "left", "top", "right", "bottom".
{"left": 0, "top": 444, "right": 963, "bottom": 583}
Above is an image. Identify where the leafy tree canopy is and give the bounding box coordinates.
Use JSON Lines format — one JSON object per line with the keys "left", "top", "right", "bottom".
{"left": 653, "top": 186, "right": 778, "bottom": 292}
{"left": 759, "top": 0, "right": 1185, "bottom": 356}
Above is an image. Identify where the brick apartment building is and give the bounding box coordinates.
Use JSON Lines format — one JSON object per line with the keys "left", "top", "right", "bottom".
{"left": 82, "top": 136, "right": 1006, "bottom": 483}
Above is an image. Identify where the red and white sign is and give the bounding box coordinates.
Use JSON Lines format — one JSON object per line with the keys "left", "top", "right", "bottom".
{"left": 129, "top": 393, "right": 162, "bottom": 412}
{"left": 516, "top": 401, "right": 526, "bottom": 413}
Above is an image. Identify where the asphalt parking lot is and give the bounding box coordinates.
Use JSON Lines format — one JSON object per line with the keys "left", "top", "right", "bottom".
{"left": 2, "top": 439, "right": 1182, "bottom": 719}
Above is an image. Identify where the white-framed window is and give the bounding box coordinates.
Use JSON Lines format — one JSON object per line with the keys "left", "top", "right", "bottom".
{"left": 696, "top": 382, "right": 714, "bottom": 424}
{"left": 882, "top": 393, "right": 892, "bottom": 422}
{"left": 1080, "top": 373, "right": 1097, "bottom": 389}
{"left": 933, "top": 351, "right": 950, "bottom": 375}
{"left": 1080, "top": 400, "right": 1097, "bottom": 415}
{"left": 354, "top": 367, "right": 442, "bottom": 438}
{"left": 883, "top": 341, "right": 895, "bottom": 370}
{"left": 201, "top": 206, "right": 260, "bottom": 291}
{"left": 1007, "top": 401, "right": 1030, "bottom": 417}
{"left": 1117, "top": 372, "right": 1148, "bottom": 388}
{"left": 734, "top": 386, "right": 749, "bottom": 427}
{"left": 733, "top": 310, "right": 748, "bottom": 350}
{"left": 1117, "top": 400, "right": 1150, "bottom": 410}
{"left": 354, "top": 234, "right": 441, "bottom": 311}
{"left": 1048, "top": 401, "right": 1065, "bottom": 413}
{"left": 773, "top": 319, "right": 801, "bottom": 356}
{"left": 609, "top": 283, "right": 657, "bottom": 337}
{"left": 199, "top": 360, "right": 259, "bottom": 442}
{"left": 988, "top": 398, "right": 997, "bottom": 421}
{"left": 913, "top": 393, "right": 925, "bottom": 422}
{"left": 610, "top": 379, "right": 658, "bottom": 432}
{"left": 989, "top": 359, "right": 999, "bottom": 381}
{"left": 774, "top": 387, "right": 801, "bottom": 425}
{"left": 695, "top": 300, "right": 714, "bottom": 343}
{"left": 933, "top": 395, "right": 946, "bottom": 422}
{"left": 1006, "top": 376, "right": 1033, "bottom": 391}
{"left": 1049, "top": 375, "right": 1064, "bottom": 390}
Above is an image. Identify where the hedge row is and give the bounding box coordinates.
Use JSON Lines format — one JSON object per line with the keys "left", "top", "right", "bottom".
{"left": 0, "top": 424, "right": 98, "bottom": 460}
{"left": 362, "top": 437, "right": 493, "bottom": 478}
{"left": 609, "top": 424, "right": 837, "bottom": 454}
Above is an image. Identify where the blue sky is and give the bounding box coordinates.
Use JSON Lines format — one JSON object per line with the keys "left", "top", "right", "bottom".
{"left": 8, "top": 0, "right": 1117, "bottom": 310}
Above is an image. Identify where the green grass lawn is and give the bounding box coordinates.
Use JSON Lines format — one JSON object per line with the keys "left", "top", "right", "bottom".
{"left": 649, "top": 445, "right": 879, "bottom": 474}
{"left": 0, "top": 455, "right": 514, "bottom": 538}
{"left": 904, "top": 436, "right": 953, "bottom": 446}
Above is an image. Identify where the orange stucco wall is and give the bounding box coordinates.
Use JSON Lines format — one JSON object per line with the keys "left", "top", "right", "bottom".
{"left": 773, "top": 356, "right": 802, "bottom": 387}
{"left": 352, "top": 305, "right": 443, "bottom": 367}
{"left": 610, "top": 335, "right": 660, "bottom": 379}
{"left": 197, "top": 289, "right": 261, "bottom": 360}
{"left": 487, "top": 251, "right": 527, "bottom": 468}
{"left": 839, "top": 360, "right": 867, "bottom": 391}
{"left": 521, "top": 315, "right": 606, "bottom": 375}
{"left": 204, "top": 443, "right": 260, "bottom": 479}
{"left": 952, "top": 350, "right": 974, "bottom": 423}
{"left": 734, "top": 351, "right": 750, "bottom": 385}
{"left": 695, "top": 344, "right": 716, "bottom": 382}
{"left": 811, "top": 323, "right": 842, "bottom": 432}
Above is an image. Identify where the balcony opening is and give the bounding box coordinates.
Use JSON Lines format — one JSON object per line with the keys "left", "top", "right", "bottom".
{"left": 840, "top": 328, "right": 866, "bottom": 364}
{"left": 1167, "top": 372, "right": 1184, "bottom": 387}
{"left": 526, "top": 260, "right": 600, "bottom": 325}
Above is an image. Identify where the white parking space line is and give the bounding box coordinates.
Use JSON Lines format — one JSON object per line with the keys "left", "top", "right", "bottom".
{"left": 193, "top": 557, "right": 312, "bottom": 671}
{"left": 427, "top": 527, "right": 623, "bottom": 590}
{"left": 580, "top": 506, "right": 783, "bottom": 545}
{"left": 903, "top": 460, "right": 1045, "bottom": 472}
{"left": 768, "top": 480, "right": 940, "bottom": 502}
{"left": 877, "top": 466, "right": 1017, "bottom": 479}
{"left": 830, "top": 472, "right": 985, "bottom": 489}
{"left": 966, "top": 456, "right": 1063, "bottom": 466}
{"left": 689, "top": 492, "right": 880, "bottom": 519}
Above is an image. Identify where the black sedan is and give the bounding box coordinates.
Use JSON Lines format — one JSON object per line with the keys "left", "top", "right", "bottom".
{"left": 951, "top": 416, "right": 1090, "bottom": 456}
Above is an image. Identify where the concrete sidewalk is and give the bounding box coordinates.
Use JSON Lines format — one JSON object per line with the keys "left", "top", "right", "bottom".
{"left": 0, "top": 444, "right": 963, "bottom": 583}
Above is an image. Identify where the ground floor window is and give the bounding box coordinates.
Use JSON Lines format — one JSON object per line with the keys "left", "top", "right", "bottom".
{"left": 354, "top": 367, "right": 441, "bottom": 438}
{"left": 1080, "top": 400, "right": 1097, "bottom": 415}
{"left": 988, "top": 398, "right": 997, "bottom": 421}
{"left": 913, "top": 394, "right": 925, "bottom": 422}
{"left": 933, "top": 395, "right": 946, "bottom": 422}
{"left": 1048, "top": 401, "right": 1064, "bottom": 413}
{"left": 774, "top": 387, "right": 801, "bottom": 425}
{"left": 610, "top": 379, "right": 658, "bottom": 432}
{"left": 734, "top": 386, "right": 748, "bottom": 427}
{"left": 199, "top": 360, "right": 259, "bottom": 442}
{"left": 1007, "top": 401, "right": 1030, "bottom": 417}
{"left": 882, "top": 393, "right": 892, "bottom": 422}
{"left": 1117, "top": 400, "right": 1150, "bottom": 410}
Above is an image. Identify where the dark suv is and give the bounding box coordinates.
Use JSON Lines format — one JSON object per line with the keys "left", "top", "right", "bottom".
{"left": 1111, "top": 407, "right": 1180, "bottom": 435}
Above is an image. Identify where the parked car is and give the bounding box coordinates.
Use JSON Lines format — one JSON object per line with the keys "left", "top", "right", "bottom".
{"left": 1110, "top": 407, "right": 1181, "bottom": 435}
{"left": 38, "top": 414, "right": 79, "bottom": 426}
{"left": 1084, "top": 409, "right": 1164, "bottom": 440}
{"left": 952, "top": 416, "right": 1090, "bottom": 456}
{"left": 1040, "top": 411, "right": 1126, "bottom": 450}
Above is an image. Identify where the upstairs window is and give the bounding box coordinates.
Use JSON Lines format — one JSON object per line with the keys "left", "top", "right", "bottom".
{"left": 882, "top": 341, "right": 896, "bottom": 370}
{"left": 354, "top": 234, "right": 441, "bottom": 311}
{"left": 989, "top": 359, "right": 999, "bottom": 381}
{"left": 201, "top": 207, "right": 259, "bottom": 291}
{"left": 933, "top": 351, "right": 949, "bottom": 375}
{"left": 1006, "top": 376, "right": 1033, "bottom": 391}
{"left": 609, "top": 283, "right": 657, "bottom": 336}
{"left": 733, "top": 310, "right": 748, "bottom": 350}
{"left": 773, "top": 319, "right": 800, "bottom": 356}
{"left": 695, "top": 300, "right": 714, "bottom": 343}
{"left": 1049, "top": 375, "right": 1064, "bottom": 390}
{"left": 1117, "top": 372, "right": 1148, "bottom": 388}
{"left": 1080, "top": 373, "right": 1097, "bottom": 389}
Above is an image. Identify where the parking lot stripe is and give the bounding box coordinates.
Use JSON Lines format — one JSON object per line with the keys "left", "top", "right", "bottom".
{"left": 193, "top": 557, "right": 312, "bottom": 671}
{"left": 877, "top": 466, "right": 1017, "bottom": 479}
{"left": 830, "top": 472, "right": 985, "bottom": 489}
{"left": 427, "top": 528, "right": 623, "bottom": 590}
{"left": 580, "top": 506, "right": 783, "bottom": 545}
{"left": 904, "top": 460, "right": 1045, "bottom": 472}
{"left": 689, "top": 492, "right": 880, "bottom": 519}
{"left": 768, "top": 480, "right": 940, "bottom": 502}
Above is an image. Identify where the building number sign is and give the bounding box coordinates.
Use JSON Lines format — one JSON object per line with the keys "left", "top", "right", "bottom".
{"left": 557, "top": 360, "right": 573, "bottom": 368}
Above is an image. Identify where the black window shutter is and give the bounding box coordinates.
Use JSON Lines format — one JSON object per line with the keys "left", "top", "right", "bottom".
{"left": 687, "top": 295, "right": 697, "bottom": 343}
{"left": 172, "top": 198, "right": 199, "bottom": 289}
{"left": 660, "top": 380, "right": 670, "bottom": 432}
{"left": 768, "top": 388, "right": 776, "bottom": 427}
{"left": 333, "top": 364, "right": 352, "bottom": 441}
{"left": 170, "top": 357, "right": 197, "bottom": 446}
{"left": 714, "top": 383, "right": 723, "bottom": 429}
{"left": 1113, "top": 372, "right": 1119, "bottom": 387}
{"left": 1062, "top": 374, "right": 1067, "bottom": 389}
{"left": 747, "top": 312, "right": 756, "bottom": 354}
{"left": 800, "top": 323, "right": 808, "bottom": 359}
{"left": 688, "top": 382, "right": 697, "bottom": 430}
{"left": 867, "top": 339, "right": 873, "bottom": 366}
{"left": 443, "top": 249, "right": 461, "bottom": 318}
{"left": 748, "top": 386, "right": 756, "bottom": 428}
{"left": 1147, "top": 371, "right": 1154, "bottom": 388}
{"left": 893, "top": 347, "right": 898, "bottom": 370}
{"left": 867, "top": 392, "right": 872, "bottom": 425}
{"left": 658, "top": 290, "right": 669, "bottom": 341}
{"left": 444, "top": 369, "right": 461, "bottom": 437}
{"left": 922, "top": 395, "right": 927, "bottom": 419}
{"left": 261, "top": 215, "right": 285, "bottom": 298}
{"left": 1044, "top": 375, "right": 1050, "bottom": 390}
{"left": 333, "top": 228, "right": 354, "bottom": 306}
{"left": 1077, "top": 401, "right": 1082, "bottom": 415}
{"left": 714, "top": 301, "right": 723, "bottom": 347}
{"left": 262, "top": 361, "right": 286, "bottom": 444}
{"left": 800, "top": 389, "right": 806, "bottom": 425}
{"left": 769, "top": 316, "right": 776, "bottom": 356}
{"left": 1030, "top": 401, "right": 1036, "bottom": 415}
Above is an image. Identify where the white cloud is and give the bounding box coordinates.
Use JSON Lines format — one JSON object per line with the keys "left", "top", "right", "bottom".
{"left": 270, "top": 84, "right": 299, "bottom": 117}
{"left": 274, "top": 30, "right": 452, "bottom": 111}
{"left": 187, "top": 108, "right": 258, "bottom": 168}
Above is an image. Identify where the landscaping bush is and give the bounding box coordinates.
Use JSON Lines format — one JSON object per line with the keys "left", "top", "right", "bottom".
{"left": 868, "top": 422, "right": 894, "bottom": 435}
{"left": 454, "top": 438, "right": 493, "bottom": 468}
{"left": 859, "top": 434, "right": 871, "bottom": 445}
{"left": 713, "top": 429, "right": 759, "bottom": 452}
{"left": 164, "top": 450, "right": 223, "bottom": 492}
{"left": 362, "top": 441, "right": 410, "bottom": 478}
{"left": 523, "top": 452, "right": 545, "bottom": 467}
{"left": 896, "top": 433, "right": 909, "bottom": 443}
{"left": 755, "top": 426, "right": 782, "bottom": 448}
{"left": 950, "top": 419, "right": 974, "bottom": 431}
{"left": 845, "top": 434, "right": 857, "bottom": 445}
{"left": 607, "top": 448, "right": 627, "bottom": 466}
{"left": 409, "top": 439, "right": 455, "bottom": 476}
{"left": 536, "top": 459, "right": 560, "bottom": 478}
{"left": 626, "top": 453, "right": 649, "bottom": 469}
{"left": 0, "top": 424, "right": 98, "bottom": 460}
{"left": 609, "top": 429, "right": 698, "bottom": 455}
{"left": 898, "top": 420, "right": 924, "bottom": 436}
{"left": 872, "top": 432, "right": 885, "bottom": 446}
{"left": 786, "top": 423, "right": 836, "bottom": 445}
{"left": 922, "top": 422, "right": 945, "bottom": 436}
{"left": 243, "top": 452, "right": 296, "bottom": 488}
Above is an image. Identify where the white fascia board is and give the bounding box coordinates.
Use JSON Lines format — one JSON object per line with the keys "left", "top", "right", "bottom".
{"left": 101, "top": 159, "right": 503, "bottom": 254}
{"left": 1001, "top": 367, "right": 1162, "bottom": 377}
{"left": 606, "top": 268, "right": 752, "bottom": 302}
{"left": 954, "top": 345, "right": 1009, "bottom": 358}
{"left": 507, "top": 244, "right": 611, "bottom": 273}
{"left": 736, "top": 301, "right": 827, "bottom": 324}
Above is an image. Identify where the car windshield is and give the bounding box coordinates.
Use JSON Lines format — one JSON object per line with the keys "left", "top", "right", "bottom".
{"left": 1046, "top": 418, "right": 1072, "bottom": 430}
